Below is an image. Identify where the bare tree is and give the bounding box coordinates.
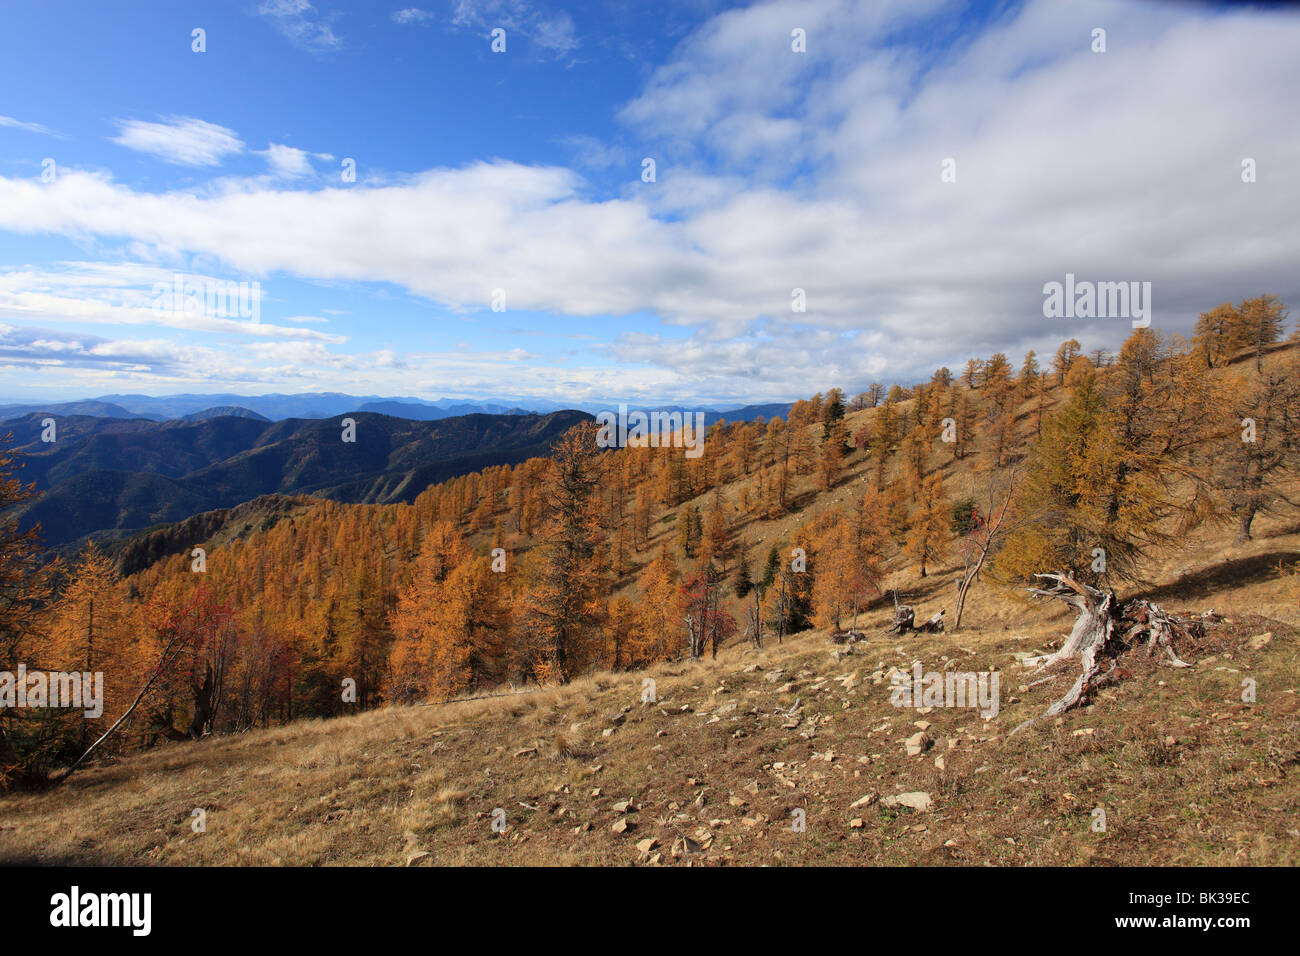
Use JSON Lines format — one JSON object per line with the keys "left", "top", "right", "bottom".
{"left": 953, "top": 464, "right": 1022, "bottom": 630}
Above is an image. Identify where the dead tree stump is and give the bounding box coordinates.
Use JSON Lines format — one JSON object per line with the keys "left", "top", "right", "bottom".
{"left": 916, "top": 609, "right": 946, "bottom": 633}
{"left": 1011, "top": 573, "right": 1201, "bottom": 735}
{"left": 886, "top": 605, "right": 915, "bottom": 634}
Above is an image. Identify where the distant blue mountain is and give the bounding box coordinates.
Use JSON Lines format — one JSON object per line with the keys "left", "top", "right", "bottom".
{"left": 357, "top": 400, "right": 529, "bottom": 420}
{"left": 3, "top": 392, "right": 796, "bottom": 426}
{"left": 0, "top": 400, "right": 158, "bottom": 422}
{"left": 180, "top": 406, "right": 271, "bottom": 423}
{"left": 91, "top": 392, "right": 546, "bottom": 421}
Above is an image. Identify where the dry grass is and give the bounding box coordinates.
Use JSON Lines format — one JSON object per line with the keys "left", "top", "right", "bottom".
{"left": 1, "top": 584, "right": 1295, "bottom": 865}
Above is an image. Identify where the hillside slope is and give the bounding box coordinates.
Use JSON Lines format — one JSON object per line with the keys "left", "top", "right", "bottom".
{"left": 0, "top": 581, "right": 1293, "bottom": 866}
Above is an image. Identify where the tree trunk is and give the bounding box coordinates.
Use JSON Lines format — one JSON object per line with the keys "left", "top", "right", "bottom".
{"left": 1012, "top": 573, "right": 1200, "bottom": 735}
{"left": 187, "top": 662, "right": 214, "bottom": 739}
{"left": 1235, "top": 508, "right": 1255, "bottom": 543}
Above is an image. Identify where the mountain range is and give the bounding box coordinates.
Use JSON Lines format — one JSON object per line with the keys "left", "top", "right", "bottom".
{"left": 0, "top": 392, "right": 794, "bottom": 426}
{"left": 5, "top": 409, "right": 591, "bottom": 549}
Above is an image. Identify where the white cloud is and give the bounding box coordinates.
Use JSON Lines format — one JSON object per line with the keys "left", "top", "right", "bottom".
{"left": 257, "top": 0, "right": 342, "bottom": 53}
{"left": 450, "top": 0, "right": 578, "bottom": 56}
{"left": 558, "top": 134, "right": 628, "bottom": 172}
{"left": 2, "top": 0, "right": 1299, "bottom": 402}
{"left": 392, "top": 8, "right": 434, "bottom": 25}
{"left": 257, "top": 143, "right": 315, "bottom": 179}
{"left": 0, "top": 115, "right": 58, "bottom": 136}
{"left": 111, "top": 116, "right": 244, "bottom": 167}
{"left": 0, "top": 262, "right": 343, "bottom": 342}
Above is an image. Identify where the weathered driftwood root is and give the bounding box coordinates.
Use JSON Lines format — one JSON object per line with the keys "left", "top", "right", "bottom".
{"left": 1010, "top": 573, "right": 1202, "bottom": 736}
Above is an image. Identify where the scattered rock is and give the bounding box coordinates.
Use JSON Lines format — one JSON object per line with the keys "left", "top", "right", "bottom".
{"left": 671, "top": 835, "right": 702, "bottom": 857}
{"left": 904, "top": 731, "right": 931, "bottom": 756}
{"left": 636, "top": 837, "right": 658, "bottom": 854}
{"left": 1249, "top": 632, "right": 1273, "bottom": 651}
{"left": 881, "top": 791, "right": 933, "bottom": 812}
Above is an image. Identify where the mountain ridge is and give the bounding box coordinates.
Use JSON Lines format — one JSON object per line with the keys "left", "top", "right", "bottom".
{"left": 10, "top": 409, "right": 592, "bottom": 548}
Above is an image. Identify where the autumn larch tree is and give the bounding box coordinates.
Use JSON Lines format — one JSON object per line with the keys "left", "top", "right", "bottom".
{"left": 819, "top": 419, "right": 847, "bottom": 490}
{"left": 388, "top": 523, "right": 508, "bottom": 700}
{"left": 993, "top": 335, "right": 1210, "bottom": 587}
{"left": 631, "top": 545, "right": 679, "bottom": 666}
{"left": 1019, "top": 350, "right": 1040, "bottom": 397}
{"left": 1209, "top": 349, "right": 1300, "bottom": 541}
{"left": 44, "top": 543, "right": 142, "bottom": 752}
{"left": 0, "top": 435, "right": 55, "bottom": 787}
{"left": 1230, "top": 294, "right": 1289, "bottom": 371}
{"left": 521, "top": 422, "right": 608, "bottom": 683}
{"left": 1192, "top": 303, "right": 1236, "bottom": 368}
{"left": 57, "top": 583, "right": 234, "bottom": 783}
{"left": 1052, "top": 339, "right": 1082, "bottom": 386}
{"left": 811, "top": 515, "right": 880, "bottom": 634}
{"left": 905, "top": 474, "right": 952, "bottom": 577}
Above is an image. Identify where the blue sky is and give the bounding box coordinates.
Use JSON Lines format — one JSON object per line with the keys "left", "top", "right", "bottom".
{"left": 1, "top": 0, "right": 1297, "bottom": 406}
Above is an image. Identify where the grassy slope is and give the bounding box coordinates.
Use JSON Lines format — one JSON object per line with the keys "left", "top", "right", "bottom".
{"left": 2, "top": 348, "right": 1298, "bottom": 866}
{"left": 0, "top": 549, "right": 1295, "bottom": 866}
